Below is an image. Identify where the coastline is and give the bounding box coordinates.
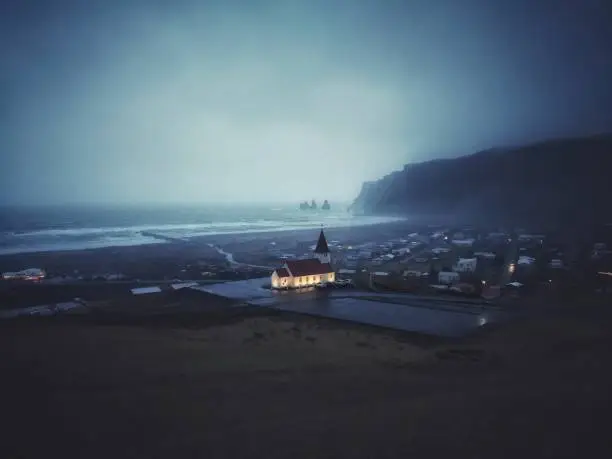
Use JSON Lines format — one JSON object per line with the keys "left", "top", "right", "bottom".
{"left": 0, "top": 210, "right": 405, "bottom": 257}
{"left": 0, "top": 219, "right": 414, "bottom": 276}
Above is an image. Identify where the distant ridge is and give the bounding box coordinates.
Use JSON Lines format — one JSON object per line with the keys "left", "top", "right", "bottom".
{"left": 350, "top": 134, "right": 612, "bottom": 227}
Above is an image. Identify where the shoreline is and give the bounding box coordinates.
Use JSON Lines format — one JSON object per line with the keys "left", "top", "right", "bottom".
{"left": 0, "top": 219, "right": 411, "bottom": 259}
{"left": 0, "top": 220, "right": 416, "bottom": 276}
{"left": 0, "top": 214, "right": 407, "bottom": 257}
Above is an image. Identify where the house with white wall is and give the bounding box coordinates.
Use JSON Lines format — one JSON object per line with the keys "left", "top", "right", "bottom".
{"left": 453, "top": 258, "right": 478, "bottom": 273}
{"left": 271, "top": 230, "right": 335, "bottom": 289}
{"left": 451, "top": 238, "right": 475, "bottom": 247}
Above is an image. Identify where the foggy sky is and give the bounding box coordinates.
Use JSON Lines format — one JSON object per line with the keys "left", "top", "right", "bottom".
{"left": 1, "top": 0, "right": 611, "bottom": 205}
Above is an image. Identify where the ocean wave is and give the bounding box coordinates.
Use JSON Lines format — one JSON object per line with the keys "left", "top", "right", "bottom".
{"left": 0, "top": 214, "right": 405, "bottom": 255}
{"left": 0, "top": 234, "right": 165, "bottom": 256}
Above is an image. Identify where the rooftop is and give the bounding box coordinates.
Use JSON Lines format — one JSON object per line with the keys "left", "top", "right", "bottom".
{"left": 286, "top": 259, "right": 333, "bottom": 277}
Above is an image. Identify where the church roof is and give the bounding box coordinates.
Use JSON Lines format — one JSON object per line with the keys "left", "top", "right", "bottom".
{"left": 286, "top": 259, "right": 333, "bottom": 277}
{"left": 274, "top": 267, "right": 291, "bottom": 278}
{"left": 314, "top": 229, "right": 330, "bottom": 253}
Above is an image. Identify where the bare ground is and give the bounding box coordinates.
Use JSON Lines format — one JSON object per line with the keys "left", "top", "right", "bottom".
{"left": 1, "top": 298, "right": 611, "bottom": 459}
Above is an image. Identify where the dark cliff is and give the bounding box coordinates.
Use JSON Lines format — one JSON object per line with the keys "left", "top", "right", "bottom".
{"left": 350, "top": 134, "right": 612, "bottom": 227}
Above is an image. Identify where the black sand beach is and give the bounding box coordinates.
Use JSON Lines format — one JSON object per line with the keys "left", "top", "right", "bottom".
{"left": 0, "top": 220, "right": 413, "bottom": 277}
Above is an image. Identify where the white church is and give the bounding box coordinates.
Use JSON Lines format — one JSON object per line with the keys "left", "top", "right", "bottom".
{"left": 271, "top": 229, "right": 335, "bottom": 289}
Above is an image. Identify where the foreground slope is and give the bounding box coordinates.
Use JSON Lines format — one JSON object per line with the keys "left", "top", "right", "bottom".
{"left": 351, "top": 134, "right": 612, "bottom": 226}
{"left": 1, "top": 297, "right": 612, "bottom": 459}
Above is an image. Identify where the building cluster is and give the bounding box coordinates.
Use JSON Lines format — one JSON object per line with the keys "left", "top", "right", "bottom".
{"left": 2, "top": 268, "right": 46, "bottom": 281}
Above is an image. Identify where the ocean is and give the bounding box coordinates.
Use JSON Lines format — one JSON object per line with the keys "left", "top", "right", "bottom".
{"left": 0, "top": 204, "right": 403, "bottom": 255}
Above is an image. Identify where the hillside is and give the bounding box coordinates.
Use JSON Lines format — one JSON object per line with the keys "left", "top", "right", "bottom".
{"left": 350, "top": 134, "right": 612, "bottom": 227}
{"left": 2, "top": 296, "right": 612, "bottom": 458}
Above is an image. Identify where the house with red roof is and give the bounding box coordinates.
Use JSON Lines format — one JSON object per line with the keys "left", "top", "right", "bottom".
{"left": 271, "top": 229, "right": 335, "bottom": 289}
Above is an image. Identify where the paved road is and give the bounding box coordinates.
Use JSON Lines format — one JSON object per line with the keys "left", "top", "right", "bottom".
{"left": 208, "top": 244, "right": 274, "bottom": 269}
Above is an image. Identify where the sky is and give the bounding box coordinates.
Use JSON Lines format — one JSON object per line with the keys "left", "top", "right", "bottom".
{"left": 1, "top": 0, "right": 611, "bottom": 205}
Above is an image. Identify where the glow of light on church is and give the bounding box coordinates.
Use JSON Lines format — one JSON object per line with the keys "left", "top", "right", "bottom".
{"left": 271, "top": 229, "right": 335, "bottom": 289}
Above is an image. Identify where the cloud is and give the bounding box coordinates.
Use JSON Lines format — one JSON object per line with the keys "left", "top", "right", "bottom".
{"left": 2, "top": 0, "right": 612, "bottom": 205}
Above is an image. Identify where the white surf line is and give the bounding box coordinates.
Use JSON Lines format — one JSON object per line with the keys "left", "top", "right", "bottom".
{"left": 207, "top": 244, "right": 274, "bottom": 269}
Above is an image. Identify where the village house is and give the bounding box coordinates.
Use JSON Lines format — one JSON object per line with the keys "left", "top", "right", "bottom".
{"left": 518, "top": 255, "right": 536, "bottom": 265}
{"left": 451, "top": 238, "right": 475, "bottom": 247}
{"left": 453, "top": 257, "right": 478, "bottom": 273}
{"left": 473, "top": 251, "right": 496, "bottom": 260}
{"left": 271, "top": 230, "right": 335, "bottom": 289}
{"left": 549, "top": 258, "right": 564, "bottom": 269}
{"left": 1, "top": 268, "right": 46, "bottom": 281}
{"left": 337, "top": 268, "right": 356, "bottom": 278}
{"left": 518, "top": 234, "right": 546, "bottom": 242}
{"left": 404, "top": 269, "right": 429, "bottom": 278}
{"left": 438, "top": 271, "right": 460, "bottom": 284}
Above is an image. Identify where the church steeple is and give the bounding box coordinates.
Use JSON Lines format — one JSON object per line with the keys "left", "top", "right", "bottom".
{"left": 314, "top": 229, "right": 331, "bottom": 264}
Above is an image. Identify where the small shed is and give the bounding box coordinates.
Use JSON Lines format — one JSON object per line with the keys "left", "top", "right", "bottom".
{"left": 171, "top": 282, "right": 199, "bottom": 290}
{"left": 131, "top": 286, "right": 162, "bottom": 295}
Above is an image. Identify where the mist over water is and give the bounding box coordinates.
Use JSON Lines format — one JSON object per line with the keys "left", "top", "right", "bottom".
{"left": 0, "top": 203, "right": 404, "bottom": 255}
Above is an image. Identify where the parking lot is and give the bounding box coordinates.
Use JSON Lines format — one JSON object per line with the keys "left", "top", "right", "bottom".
{"left": 249, "top": 296, "right": 498, "bottom": 337}
{"left": 192, "top": 277, "right": 356, "bottom": 301}
{"left": 188, "top": 277, "right": 508, "bottom": 337}
{"left": 191, "top": 277, "right": 273, "bottom": 300}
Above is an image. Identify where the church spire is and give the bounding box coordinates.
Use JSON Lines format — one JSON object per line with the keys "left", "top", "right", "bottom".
{"left": 314, "top": 228, "right": 329, "bottom": 254}
{"left": 314, "top": 228, "right": 331, "bottom": 264}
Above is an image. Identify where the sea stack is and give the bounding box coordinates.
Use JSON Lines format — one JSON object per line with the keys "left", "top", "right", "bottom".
{"left": 322, "top": 200, "right": 331, "bottom": 210}
{"left": 311, "top": 199, "right": 317, "bottom": 210}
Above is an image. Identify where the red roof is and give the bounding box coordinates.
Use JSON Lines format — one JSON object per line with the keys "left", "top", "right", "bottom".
{"left": 274, "top": 267, "right": 291, "bottom": 278}
{"left": 286, "top": 259, "right": 333, "bottom": 277}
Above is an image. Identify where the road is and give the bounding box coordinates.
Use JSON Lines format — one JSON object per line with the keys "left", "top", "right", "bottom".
{"left": 207, "top": 243, "right": 274, "bottom": 269}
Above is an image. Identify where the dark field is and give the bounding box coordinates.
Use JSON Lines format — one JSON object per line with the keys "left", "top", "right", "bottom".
{"left": 2, "top": 295, "right": 612, "bottom": 459}
{"left": 0, "top": 241, "right": 225, "bottom": 279}
{"left": 0, "top": 282, "right": 137, "bottom": 309}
